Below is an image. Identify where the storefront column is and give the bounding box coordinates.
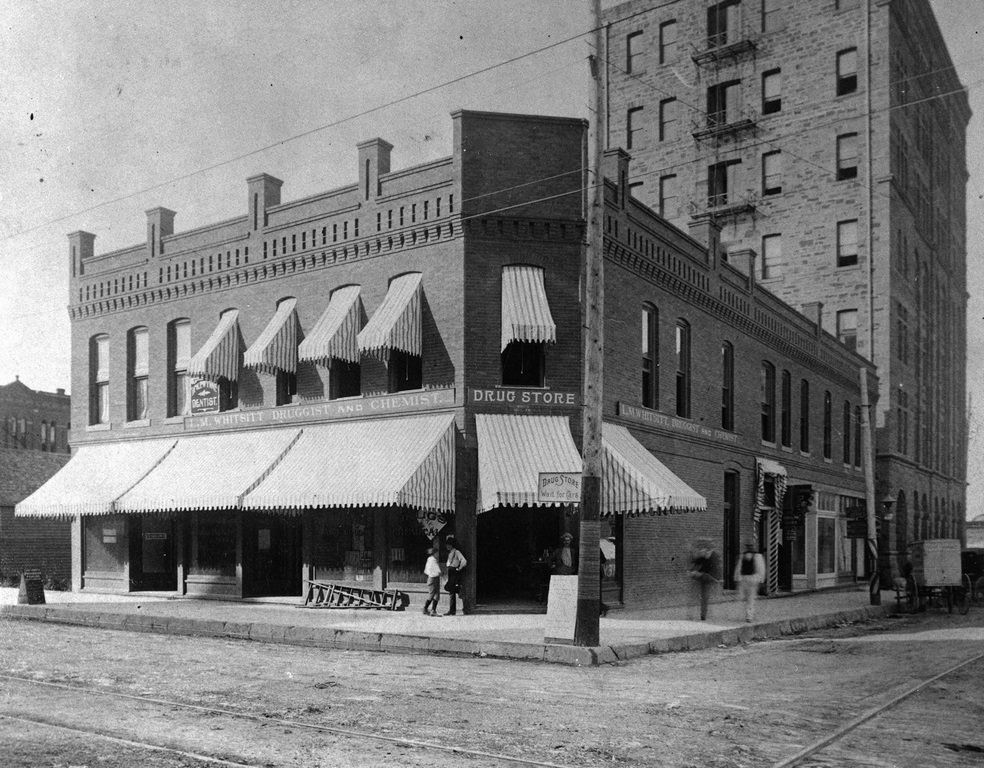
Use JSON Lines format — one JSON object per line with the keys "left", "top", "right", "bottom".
{"left": 372, "top": 507, "right": 388, "bottom": 590}
{"left": 805, "top": 509, "right": 818, "bottom": 590}
{"left": 235, "top": 514, "right": 244, "bottom": 599}
{"left": 301, "top": 511, "right": 314, "bottom": 586}
{"left": 175, "top": 516, "right": 186, "bottom": 595}
{"left": 71, "top": 514, "right": 82, "bottom": 592}
{"left": 456, "top": 441, "right": 478, "bottom": 614}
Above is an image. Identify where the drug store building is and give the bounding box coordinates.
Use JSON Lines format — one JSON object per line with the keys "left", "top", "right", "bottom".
{"left": 18, "top": 111, "right": 876, "bottom": 610}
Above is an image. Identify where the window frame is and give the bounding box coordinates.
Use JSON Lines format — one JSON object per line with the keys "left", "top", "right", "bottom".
{"left": 780, "top": 369, "right": 792, "bottom": 447}
{"left": 837, "top": 219, "right": 859, "bottom": 267}
{"left": 659, "top": 98, "right": 677, "bottom": 141}
{"left": 167, "top": 318, "right": 191, "bottom": 418}
{"left": 626, "top": 30, "right": 644, "bottom": 73}
{"left": 836, "top": 48, "right": 859, "bottom": 96}
{"left": 721, "top": 341, "right": 734, "bottom": 431}
{"left": 761, "top": 361, "right": 776, "bottom": 443}
{"left": 823, "top": 391, "right": 833, "bottom": 459}
{"left": 675, "top": 320, "right": 691, "bottom": 418}
{"left": 127, "top": 326, "right": 149, "bottom": 422}
{"left": 90, "top": 334, "right": 110, "bottom": 426}
{"left": 626, "top": 106, "right": 645, "bottom": 150}
{"left": 501, "top": 341, "right": 546, "bottom": 388}
{"left": 799, "top": 379, "right": 810, "bottom": 453}
{"left": 762, "top": 69, "right": 781, "bottom": 114}
{"left": 761, "top": 233, "right": 781, "bottom": 280}
{"left": 659, "top": 19, "right": 677, "bottom": 63}
{"left": 762, "top": 150, "right": 782, "bottom": 196}
{"left": 836, "top": 132, "right": 859, "bottom": 180}
{"left": 659, "top": 174, "right": 678, "bottom": 219}
{"left": 642, "top": 305, "right": 659, "bottom": 410}
{"left": 836, "top": 308, "right": 858, "bottom": 352}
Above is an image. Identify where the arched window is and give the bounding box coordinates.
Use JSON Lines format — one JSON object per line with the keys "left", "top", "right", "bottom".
{"left": 674, "top": 320, "right": 691, "bottom": 418}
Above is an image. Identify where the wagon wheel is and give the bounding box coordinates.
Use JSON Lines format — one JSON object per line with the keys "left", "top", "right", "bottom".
{"left": 905, "top": 574, "right": 919, "bottom": 613}
{"left": 956, "top": 577, "right": 970, "bottom": 615}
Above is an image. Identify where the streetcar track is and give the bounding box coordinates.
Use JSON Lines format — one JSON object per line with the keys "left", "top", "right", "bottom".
{"left": 0, "top": 712, "right": 258, "bottom": 767}
{"left": 0, "top": 672, "right": 578, "bottom": 768}
{"left": 770, "top": 648, "right": 984, "bottom": 768}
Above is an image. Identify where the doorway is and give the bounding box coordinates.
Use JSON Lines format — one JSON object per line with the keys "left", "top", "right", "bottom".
{"left": 243, "top": 513, "right": 302, "bottom": 597}
{"left": 129, "top": 516, "right": 177, "bottom": 592}
{"left": 476, "top": 506, "right": 566, "bottom": 605}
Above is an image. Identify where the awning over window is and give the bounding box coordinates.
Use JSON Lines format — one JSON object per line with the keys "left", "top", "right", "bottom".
{"left": 601, "top": 423, "right": 706, "bottom": 515}
{"left": 475, "top": 414, "right": 581, "bottom": 511}
{"left": 357, "top": 273, "right": 422, "bottom": 360}
{"left": 116, "top": 429, "right": 302, "bottom": 512}
{"left": 244, "top": 298, "right": 300, "bottom": 374}
{"left": 15, "top": 439, "right": 177, "bottom": 517}
{"left": 298, "top": 286, "right": 363, "bottom": 365}
{"left": 242, "top": 413, "right": 455, "bottom": 512}
{"left": 188, "top": 309, "right": 243, "bottom": 381}
{"left": 501, "top": 265, "right": 556, "bottom": 351}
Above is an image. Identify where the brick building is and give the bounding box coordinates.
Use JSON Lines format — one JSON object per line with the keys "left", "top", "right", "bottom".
{"left": 19, "top": 110, "right": 874, "bottom": 610}
{"left": 602, "top": 0, "right": 969, "bottom": 583}
{"left": 0, "top": 377, "right": 70, "bottom": 453}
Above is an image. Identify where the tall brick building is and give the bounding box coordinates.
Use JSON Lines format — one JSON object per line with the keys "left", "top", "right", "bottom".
{"left": 602, "top": 0, "right": 969, "bottom": 581}
{"left": 0, "top": 377, "right": 70, "bottom": 453}
{"left": 20, "top": 111, "right": 874, "bottom": 610}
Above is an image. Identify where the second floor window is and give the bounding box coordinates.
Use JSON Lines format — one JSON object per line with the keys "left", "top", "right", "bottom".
{"left": 168, "top": 319, "right": 190, "bottom": 417}
{"left": 837, "top": 133, "right": 859, "bottom": 180}
{"left": 837, "top": 219, "right": 859, "bottom": 267}
{"left": 502, "top": 341, "right": 545, "bottom": 387}
{"left": 843, "top": 401, "right": 852, "bottom": 464}
{"left": 823, "top": 391, "right": 833, "bottom": 459}
{"left": 90, "top": 334, "right": 109, "bottom": 425}
{"left": 837, "top": 48, "right": 858, "bottom": 96}
{"left": 780, "top": 369, "right": 791, "bottom": 447}
{"left": 675, "top": 320, "right": 691, "bottom": 418}
{"left": 799, "top": 379, "right": 811, "bottom": 453}
{"left": 642, "top": 305, "right": 658, "bottom": 409}
{"left": 761, "top": 361, "right": 776, "bottom": 443}
{"left": 389, "top": 349, "right": 422, "bottom": 393}
{"left": 128, "top": 327, "right": 149, "bottom": 421}
{"left": 837, "top": 309, "right": 858, "bottom": 352}
{"left": 721, "top": 342, "right": 734, "bottom": 430}
{"left": 329, "top": 360, "right": 361, "bottom": 399}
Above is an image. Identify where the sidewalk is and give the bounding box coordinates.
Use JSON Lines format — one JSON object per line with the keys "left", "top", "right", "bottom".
{"left": 0, "top": 586, "right": 893, "bottom": 666}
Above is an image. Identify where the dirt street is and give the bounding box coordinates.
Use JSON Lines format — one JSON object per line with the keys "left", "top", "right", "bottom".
{"left": 1, "top": 609, "right": 982, "bottom": 767}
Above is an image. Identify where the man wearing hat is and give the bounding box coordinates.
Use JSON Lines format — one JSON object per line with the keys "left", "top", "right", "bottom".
{"left": 733, "top": 538, "right": 766, "bottom": 622}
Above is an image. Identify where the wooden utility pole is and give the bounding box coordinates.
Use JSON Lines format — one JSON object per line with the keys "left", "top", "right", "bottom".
{"left": 859, "top": 366, "right": 880, "bottom": 605}
{"left": 574, "top": 0, "right": 605, "bottom": 647}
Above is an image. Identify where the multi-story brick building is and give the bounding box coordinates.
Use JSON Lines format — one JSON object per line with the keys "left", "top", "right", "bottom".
{"left": 19, "top": 110, "right": 875, "bottom": 610}
{"left": 602, "top": 0, "right": 969, "bottom": 583}
{"left": 0, "top": 377, "right": 70, "bottom": 453}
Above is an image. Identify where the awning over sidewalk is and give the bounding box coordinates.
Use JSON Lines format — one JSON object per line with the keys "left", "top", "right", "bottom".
{"left": 601, "top": 423, "right": 706, "bottom": 515}
{"left": 188, "top": 308, "right": 243, "bottom": 381}
{"left": 116, "top": 429, "right": 302, "bottom": 512}
{"left": 501, "top": 265, "right": 556, "bottom": 351}
{"left": 244, "top": 298, "right": 300, "bottom": 374}
{"left": 242, "top": 413, "right": 456, "bottom": 512}
{"left": 15, "top": 439, "right": 177, "bottom": 518}
{"left": 298, "top": 285, "right": 364, "bottom": 365}
{"left": 475, "top": 414, "right": 581, "bottom": 511}
{"left": 357, "top": 272, "right": 422, "bottom": 360}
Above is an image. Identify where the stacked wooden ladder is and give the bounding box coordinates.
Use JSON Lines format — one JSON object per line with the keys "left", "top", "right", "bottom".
{"left": 302, "top": 580, "right": 409, "bottom": 611}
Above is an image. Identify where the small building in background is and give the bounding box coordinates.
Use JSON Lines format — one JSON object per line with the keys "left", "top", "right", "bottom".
{"left": 0, "top": 377, "right": 70, "bottom": 453}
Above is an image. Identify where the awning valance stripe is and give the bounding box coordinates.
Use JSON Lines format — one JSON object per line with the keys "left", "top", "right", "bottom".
{"left": 115, "top": 429, "right": 302, "bottom": 512}
{"left": 242, "top": 413, "right": 456, "bottom": 512}
{"left": 754, "top": 457, "right": 788, "bottom": 523}
{"left": 297, "top": 286, "right": 364, "bottom": 365}
{"left": 601, "top": 423, "right": 706, "bottom": 515}
{"left": 244, "top": 298, "right": 300, "bottom": 374}
{"left": 501, "top": 265, "right": 556, "bottom": 351}
{"left": 14, "top": 439, "right": 177, "bottom": 518}
{"left": 188, "top": 309, "right": 243, "bottom": 382}
{"left": 357, "top": 273, "right": 422, "bottom": 360}
{"left": 476, "top": 414, "right": 581, "bottom": 511}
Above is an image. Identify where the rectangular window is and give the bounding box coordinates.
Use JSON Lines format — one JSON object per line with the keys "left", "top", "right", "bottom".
{"left": 843, "top": 401, "right": 852, "bottom": 464}
{"left": 721, "top": 342, "right": 734, "bottom": 430}
{"left": 626, "top": 30, "right": 644, "bottom": 73}
{"left": 168, "top": 319, "right": 191, "bottom": 417}
{"left": 626, "top": 106, "right": 644, "bottom": 149}
{"left": 836, "top": 133, "right": 859, "bottom": 180}
{"left": 502, "top": 342, "right": 545, "bottom": 387}
{"left": 762, "top": 150, "right": 782, "bottom": 195}
{"left": 799, "top": 379, "right": 810, "bottom": 453}
{"left": 761, "top": 234, "right": 781, "bottom": 279}
{"left": 837, "top": 219, "right": 859, "bottom": 267}
{"left": 761, "top": 362, "right": 776, "bottom": 443}
{"left": 659, "top": 98, "right": 677, "bottom": 141}
{"left": 836, "top": 309, "right": 858, "bottom": 352}
{"left": 389, "top": 350, "right": 422, "bottom": 393}
{"left": 659, "top": 20, "right": 677, "bottom": 63}
{"left": 675, "top": 321, "right": 691, "bottom": 418}
{"left": 708, "top": 160, "right": 740, "bottom": 207}
{"left": 707, "top": 0, "right": 740, "bottom": 48}
{"left": 837, "top": 48, "right": 858, "bottom": 96}
{"left": 762, "top": 0, "right": 782, "bottom": 32}
{"left": 659, "top": 175, "right": 678, "bottom": 219}
{"left": 823, "top": 391, "right": 832, "bottom": 459}
{"left": 762, "top": 69, "right": 781, "bottom": 114}
{"left": 707, "top": 80, "right": 741, "bottom": 127}
{"left": 90, "top": 335, "right": 110, "bottom": 425}
{"left": 329, "top": 360, "right": 361, "bottom": 400}
{"left": 127, "top": 327, "right": 149, "bottom": 421}
{"left": 780, "top": 369, "right": 791, "bottom": 447}
{"left": 817, "top": 517, "right": 837, "bottom": 573}
{"left": 642, "top": 306, "right": 658, "bottom": 409}
{"left": 854, "top": 406, "right": 862, "bottom": 467}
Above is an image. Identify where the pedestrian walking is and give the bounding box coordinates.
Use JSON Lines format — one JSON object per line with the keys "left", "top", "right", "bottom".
{"left": 733, "top": 539, "right": 766, "bottom": 622}
{"left": 443, "top": 534, "right": 467, "bottom": 615}
{"left": 689, "top": 538, "right": 720, "bottom": 621}
{"left": 422, "top": 545, "right": 442, "bottom": 616}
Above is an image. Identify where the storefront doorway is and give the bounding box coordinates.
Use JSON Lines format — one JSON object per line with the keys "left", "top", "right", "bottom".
{"left": 243, "top": 513, "right": 302, "bottom": 597}
{"left": 129, "top": 516, "right": 177, "bottom": 592}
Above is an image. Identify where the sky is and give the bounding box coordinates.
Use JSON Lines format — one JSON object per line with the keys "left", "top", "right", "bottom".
{"left": 0, "top": 1, "right": 981, "bottom": 517}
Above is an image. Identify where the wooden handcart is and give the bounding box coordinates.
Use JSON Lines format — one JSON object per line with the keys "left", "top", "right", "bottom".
{"left": 900, "top": 539, "right": 968, "bottom": 615}
{"left": 302, "top": 579, "right": 410, "bottom": 611}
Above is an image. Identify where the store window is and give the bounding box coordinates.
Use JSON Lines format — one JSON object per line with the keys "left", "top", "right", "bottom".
{"left": 89, "top": 334, "right": 110, "bottom": 425}
{"left": 191, "top": 512, "right": 237, "bottom": 577}
{"left": 642, "top": 304, "right": 659, "bottom": 409}
{"left": 818, "top": 516, "right": 837, "bottom": 574}
{"left": 84, "top": 516, "right": 126, "bottom": 573}
{"left": 168, "top": 319, "right": 190, "bottom": 417}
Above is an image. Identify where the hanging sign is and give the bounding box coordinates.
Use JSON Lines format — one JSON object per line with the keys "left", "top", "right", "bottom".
{"left": 417, "top": 509, "right": 451, "bottom": 540}
{"left": 190, "top": 380, "right": 220, "bottom": 414}
{"left": 538, "top": 472, "right": 582, "bottom": 503}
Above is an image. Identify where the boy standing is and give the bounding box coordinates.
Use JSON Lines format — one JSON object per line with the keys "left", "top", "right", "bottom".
{"left": 422, "top": 546, "right": 442, "bottom": 616}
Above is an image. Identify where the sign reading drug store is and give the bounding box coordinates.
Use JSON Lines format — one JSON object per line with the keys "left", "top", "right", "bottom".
{"left": 538, "top": 472, "right": 582, "bottom": 504}
{"left": 190, "top": 380, "right": 220, "bottom": 415}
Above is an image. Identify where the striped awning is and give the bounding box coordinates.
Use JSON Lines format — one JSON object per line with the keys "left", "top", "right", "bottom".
{"left": 755, "top": 457, "right": 788, "bottom": 522}
{"left": 242, "top": 413, "right": 455, "bottom": 512}
{"left": 501, "top": 265, "right": 556, "bottom": 351}
{"left": 15, "top": 439, "right": 177, "bottom": 517}
{"left": 116, "top": 429, "right": 302, "bottom": 512}
{"left": 188, "top": 309, "right": 243, "bottom": 382}
{"left": 244, "top": 298, "right": 300, "bottom": 374}
{"left": 298, "top": 286, "right": 364, "bottom": 365}
{"left": 601, "top": 423, "right": 706, "bottom": 515}
{"left": 357, "top": 273, "right": 422, "bottom": 360}
{"left": 475, "top": 414, "right": 581, "bottom": 511}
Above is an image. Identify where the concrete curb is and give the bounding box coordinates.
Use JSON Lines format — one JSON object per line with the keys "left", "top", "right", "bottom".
{"left": 0, "top": 603, "right": 893, "bottom": 666}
